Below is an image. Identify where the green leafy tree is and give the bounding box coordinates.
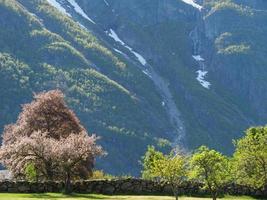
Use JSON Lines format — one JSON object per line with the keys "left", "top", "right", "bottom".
{"left": 189, "top": 146, "right": 230, "bottom": 200}
{"left": 159, "top": 154, "right": 187, "bottom": 200}
{"left": 142, "top": 146, "right": 187, "bottom": 200}
{"left": 233, "top": 127, "right": 267, "bottom": 190}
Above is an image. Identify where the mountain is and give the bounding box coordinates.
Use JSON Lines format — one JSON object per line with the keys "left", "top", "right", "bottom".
{"left": 0, "top": 0, "right": 267, "bottom": 176}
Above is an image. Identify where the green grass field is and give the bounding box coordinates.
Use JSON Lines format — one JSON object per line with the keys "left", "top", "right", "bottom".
{"left": 0, "top": 193, "right": 262, "bottom": 200}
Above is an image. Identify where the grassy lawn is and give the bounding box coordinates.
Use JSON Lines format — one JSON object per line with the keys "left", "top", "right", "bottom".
{"left": 0, "top": 193, "right": 262, "bottom": 200}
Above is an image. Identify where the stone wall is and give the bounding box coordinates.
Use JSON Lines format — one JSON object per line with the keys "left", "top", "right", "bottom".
{"left": 0, "top": 179, "right": 265, "bottom": 197}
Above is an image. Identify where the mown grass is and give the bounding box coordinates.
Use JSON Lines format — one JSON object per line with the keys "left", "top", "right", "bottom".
{"left": 0, "top": 193, "right": 262, "bottom": 200}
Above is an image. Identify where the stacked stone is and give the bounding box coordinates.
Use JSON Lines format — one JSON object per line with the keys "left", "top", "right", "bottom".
{"left": 0, "top": 179, "right": 265, "bottom": 197}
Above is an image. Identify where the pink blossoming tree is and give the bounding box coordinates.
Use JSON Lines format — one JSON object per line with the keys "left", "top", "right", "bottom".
{"left": 0, "top": 90, "right": 104, "bottom": 193}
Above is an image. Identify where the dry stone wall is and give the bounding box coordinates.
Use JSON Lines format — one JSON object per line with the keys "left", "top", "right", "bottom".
{"left": 0, "top": 179, "right": 265, "bottom": 197}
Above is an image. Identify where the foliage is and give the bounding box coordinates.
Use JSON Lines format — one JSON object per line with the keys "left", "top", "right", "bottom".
{"left": 215, "top": 33, "right": 250, "bottom": 55}
{"left": 189, "top": 146, "right": 231, "bottom": 200}
{"left": 92, "top": 170, "right": 114, "bottom": 180}
{"left": 142, "top": 146, "right": 166, "bottom": 179}
{"left": 0, "top": 90, "right": 104, "bottom": 193}
{"left": 142, "top": 146, "right": 187, "bottom": 200}
{"left": 25, "top": 163, "right": 37, "bottom": 182}
{"left": 3, "top": 90, "right": 85, "bottom": 141}
{"left": 218, "top": 44, "right": 250, "bottom": 55}
{"left": 158, "top": 153, "right": 187, "bottom": 200}
{"left": 204, "top": 0, "right": 253, "bottom": 16}
{"left": 36, "top": 0, "right": 126, "bottom": 69}
{"left": 0, "top": 53, "right": 31, "bottom": 89}
{"left": 232, "top": 126, "right": 267, "bottom": 190}
{"left": 55, "top": 132, "right": 103, "bottom": 193}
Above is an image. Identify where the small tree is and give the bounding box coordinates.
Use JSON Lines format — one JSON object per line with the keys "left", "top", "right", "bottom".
{"left": 189, "top": 146, "right": 230, "bottom": 200}
{"left": 142, "top": 146, "right": 187, "bottom": 200}
{"left": 25, "top": 163, "right": 38, "bottom": 182}
{"left": 159, "top": 154, "right": 187, "bottom": 200}
{"left": 233, "top": 127, "right": 267, "bottom": 190}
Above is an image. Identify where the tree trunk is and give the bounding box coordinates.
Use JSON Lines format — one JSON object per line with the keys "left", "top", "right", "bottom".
{"left": 64, "top": 172, "right": 72, "bottom": 194}
{"left": 171, "top": 185, "right": 179, "bottom": 200}
{"left": 212, "top": 192, "right": 217, "bottom": 200}
{"left": 46, "top": 170, "right": 53, "bottom": 181}
{"left": 45, "top": 162, "right": 54, "bottom": 180}
{"left": 263, "top": 184, "right": 267, "bottom": 197}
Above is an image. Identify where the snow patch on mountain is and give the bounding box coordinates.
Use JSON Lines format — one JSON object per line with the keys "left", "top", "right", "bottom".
{"left": 192, "top": 55, "right": 205, "bottom": 61}
{"left": 196, "top": 70, "right": 211, "bottom": 89}
{"left": 107, "top": 29, "right": 147, "bottom": 66}
{"left": 181, "top": 0, "right": 202, "bottom": 10}
{"left": 113, "top": 48, "right": 126, "bottom": 56}
{"left": 67, "top": 0, "right": 96, "bottom": 24}
{"left": 103, "top": 0, "right": 109, "bottom": 6}
{"left": 108, "top": 29, "right": 125, "bottom": 45}
{"left": 130, "top": 50, "right": 147, "bottom": 66}
{"left": 142, "top": 69, "right": 152, "bottom": 79}
{"left": 46, "top": 0, "right": 70, "bottom": 16}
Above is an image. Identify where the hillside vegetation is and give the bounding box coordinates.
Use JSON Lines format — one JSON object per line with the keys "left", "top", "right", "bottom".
{"left": 0, "top": 0, "right": 172, "bottom": 175}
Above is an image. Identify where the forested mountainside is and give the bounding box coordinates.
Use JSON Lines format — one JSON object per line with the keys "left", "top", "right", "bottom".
{"left": 0, "top": 0, "right": 267, "bottom": 175}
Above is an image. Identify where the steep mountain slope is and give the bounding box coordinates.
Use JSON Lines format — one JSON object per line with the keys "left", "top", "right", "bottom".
{"left": 0, "top": 0, "right": 267, "bottom": 175}
{"left": 203, "top": 0, "right": 267, "bottom": 123}
{"left": 0, "top": 0, "right": 174, "bottom": 175}
{"left": 72, "top": 0, "right": 252, "bottom": 150}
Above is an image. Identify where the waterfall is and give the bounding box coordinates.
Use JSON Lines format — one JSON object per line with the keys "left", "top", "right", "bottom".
{"left": 190, "top": 11, "right": 211, "bottom": 89}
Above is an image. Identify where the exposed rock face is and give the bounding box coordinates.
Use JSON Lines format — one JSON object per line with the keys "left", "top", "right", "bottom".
{"left": 80, "top": 0, "right": 267, "bottom": 153}
{"left": 202, "top": 0, "right": 267, "bottom": 122}
{"left": 89, "top": 0, "right": 253, "bottom": 151}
